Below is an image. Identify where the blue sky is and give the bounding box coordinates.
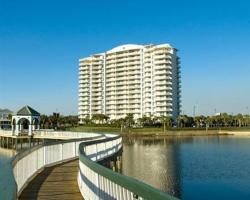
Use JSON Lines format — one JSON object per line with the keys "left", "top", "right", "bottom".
{"left": 0, "top": 0, "right": 250, "bottom": 116}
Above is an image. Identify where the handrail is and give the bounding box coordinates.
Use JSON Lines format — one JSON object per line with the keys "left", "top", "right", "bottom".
{"left": 78, "top": 136, "right": 179, "bottom": 200}
{"left": 9, "top": 132, "right": 104, "bottom": 199}
{"left": 12, "top": 134, "right": 104, "bottom": 166}
{"left": 2, "top": 131, "right": 180, "bottom": 200}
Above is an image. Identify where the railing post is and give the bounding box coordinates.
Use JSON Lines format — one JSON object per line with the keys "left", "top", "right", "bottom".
{"left": 43, "top": 146, "right": 46, "bottom": 166}
{"left": 105, "top": 142, "right": 107, "bottom": 157}
{"left": 61, "top": 143, "right": 63, "bottom": 161}
{"left": 74, "top": 141, "right": 77, "bottom": 157}
{"left": 95, "top": 173, "right": 100, "bottom": 199}
{"left": 95, "top": 143, "right": 98, "bottom": 161}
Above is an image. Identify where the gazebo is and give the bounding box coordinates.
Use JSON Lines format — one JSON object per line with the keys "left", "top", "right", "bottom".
{"left": 12, "top": 106, "right": 41, "bottom": 136}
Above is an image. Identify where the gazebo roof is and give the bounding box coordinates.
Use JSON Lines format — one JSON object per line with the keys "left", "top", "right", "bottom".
{"left": 16, "top": 106, "right": 40, "bottom": 116}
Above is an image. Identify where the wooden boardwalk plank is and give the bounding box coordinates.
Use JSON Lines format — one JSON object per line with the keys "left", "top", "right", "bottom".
{"left": 19, "top": 159, "right": 84, "bottom": 200}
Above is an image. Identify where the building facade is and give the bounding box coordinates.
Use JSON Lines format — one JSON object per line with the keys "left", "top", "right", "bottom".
{"left": 78, "top": 44, "right": 181, "bottom": 123}
{"left": 0, "top": 108, "right": 12, "bottom": 129}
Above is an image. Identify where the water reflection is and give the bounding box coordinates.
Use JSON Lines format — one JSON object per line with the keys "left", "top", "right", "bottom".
{"left": 121, "top": 136, "right": 250, "bottom": 200}
{"left": 0, "top": 147, "right": 15, "bottom": 162}
{"left": 122, "top": 137, "right": 186, "bottom": 198}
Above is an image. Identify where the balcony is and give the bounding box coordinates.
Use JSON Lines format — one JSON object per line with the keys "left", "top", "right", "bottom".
{"left": 128, "top": 76, "right": 141, "bottom": 81}
{"left": 126, "top": 70, "right": 141, "bottom": 76}
{"left": 127, "top": 60, "right": 141, "bottom": 65}
{"left": 92, "top": 79, "right": 102, "bottom": 84}
{"left": 154, "top": 81, "right": 172, "bottom": 86}
{"left": 154, "top": 70, "right": 172, "bottom": 76}
{"left": 155, "top": 76, "right": 172, "bottom": 81}
{"left": 79, "top": 75, "right": 89, "bottom": 80}
{"left": 129, "top": 80, "right": 141, "bottom": 85}
{"left": 127, "top": 65, "right": 139, "bottom": 70}
{"left": 79, "top": 88, "right": 89, "bottom": 93}
{"left": 79, "top": 79, "right": 89, "bottom": 84}
{"left": 155, "top": 107, "right": 173, "bottom": 112}
{"left": 155, "top": 91, "right": 172, "bottom": 95}
{"left": 155, "top": 87, "right": 172, "bottom": 91}
{"left": 106, "top": 86, "right": 116, "bottom": 90}
{"left": 79, "top": 92, "right": 89, "bottom": 97}
{"left": 91, "top": 104, "right": 102, "bottom": 108}
{"left": 106, "top": 83, "right": 116, "bottom": 87}
{"left": 79, "top": 80, "right": 89, "bottom": 88}
{"left": 79, "top": 70, "right": 89, "bottom": 75}
{"left": 79, "top": 97, "right": 89, "bottom": 101}
{"left": 78, "top": 101, "right": 89, "bottom": 106}
{"left": 155, "top": 102, "right": 172, "bottom": 106}
{"left": 154, "top": 59, "right": 172, "bottom": 65}
{"left": 92, "top": 88, "right": 102, "bottom": 93}
{"left": 154, "top": 65, "right": 172, "bottom": 70}
{"left": 92, "top": 72, "right": 102, "bottom": 77}
{"left": 155, "top": 97, "right": 173, "bottom": 102}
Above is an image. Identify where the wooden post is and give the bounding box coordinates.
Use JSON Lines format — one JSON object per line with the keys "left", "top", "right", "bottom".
{"left": 116, "top": 156, "right": 122, "bottom": 172}
{"left": 110, "top": 161, "right": 115, "bottom": 171}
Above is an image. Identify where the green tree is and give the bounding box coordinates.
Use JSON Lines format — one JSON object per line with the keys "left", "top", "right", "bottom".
{"left": 159, "top": 116, "right": 172, "bottom": 133}
{"left": 124, "top": 113, "right": 134, "bottom": 128}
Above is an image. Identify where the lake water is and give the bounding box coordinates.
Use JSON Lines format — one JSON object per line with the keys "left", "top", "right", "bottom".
{"left": 121, "top": 136, "right": 250, "bottom": 200}
{"left": 0, "top": 147, "right": 15, "bottom": 165}
{"left": 0, "top": 147, "right": 16, "bottom": 195}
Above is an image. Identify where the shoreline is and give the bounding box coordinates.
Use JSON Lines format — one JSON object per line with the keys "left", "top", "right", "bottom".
{"left": 120, "top": 130, "right": 226, "bottom": 137}
{"left": 121, "top": 130, "right": 250, "bottom": 137}
{"left": 68, "top": 127, "right": 250, "bottom": 137}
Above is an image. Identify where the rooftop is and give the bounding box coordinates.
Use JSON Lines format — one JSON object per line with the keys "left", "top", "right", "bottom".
{"left": 16, "top": 106, "right": 40, "bottom": 116}
{"left": 107, "top": 44, "right": 144, "bottom": 53}
{"left": 0, "top": 109, "right": 13, "bottom": 114}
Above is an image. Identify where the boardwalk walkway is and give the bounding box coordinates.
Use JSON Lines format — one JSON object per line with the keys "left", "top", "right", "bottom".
{"left": 19, "top": 159, "right": 83, "bottom": 200}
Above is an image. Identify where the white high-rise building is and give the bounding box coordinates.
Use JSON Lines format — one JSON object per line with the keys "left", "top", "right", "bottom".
{"left": 78, "top": 44, "right": 181, "bottom": 123}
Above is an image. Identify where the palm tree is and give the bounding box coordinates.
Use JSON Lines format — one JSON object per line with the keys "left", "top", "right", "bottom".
{"left": 82, "top": 116, "right": 92, "bottom": 125}
{"left": 40, "top": 115, "right": 48, "bottom": 129}
{"left": 235, "top": 114, "right": 244, "bottom": 127}
{"left": 124, "top": 113, "right": 134, "bottom": 128}
{"left": 137, "top": 115, "right": 149, "bottom": 127}
{"left": 102, "top": 114, "right": 110, "bottom": 124}
{"left": 159, "top": 116, "right": 172, "bottom": 133}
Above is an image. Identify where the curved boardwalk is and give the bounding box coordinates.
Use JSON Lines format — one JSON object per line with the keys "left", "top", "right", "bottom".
{"left": 19, "top": 159, "right": 83, "bottom": 200}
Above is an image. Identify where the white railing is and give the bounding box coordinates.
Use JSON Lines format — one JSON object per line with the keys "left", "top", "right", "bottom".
{"left": 12, "top": 133, "right": 104, "bottom": 197}
{"left": 7, "top": 131, "right": 177, "bottom": 200}
{"left": 78, "top": 136, "right": 123, "bottom": 199}
{"left": 78, "top": 136, "right": 178, "bottom": 200}
{"left": 34, "top": 130, "right": 100, "bottom": 139}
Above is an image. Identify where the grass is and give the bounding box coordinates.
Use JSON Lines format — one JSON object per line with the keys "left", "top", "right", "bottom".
{"left": 67, "top": 125, "right": 250, "bottom": 135}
